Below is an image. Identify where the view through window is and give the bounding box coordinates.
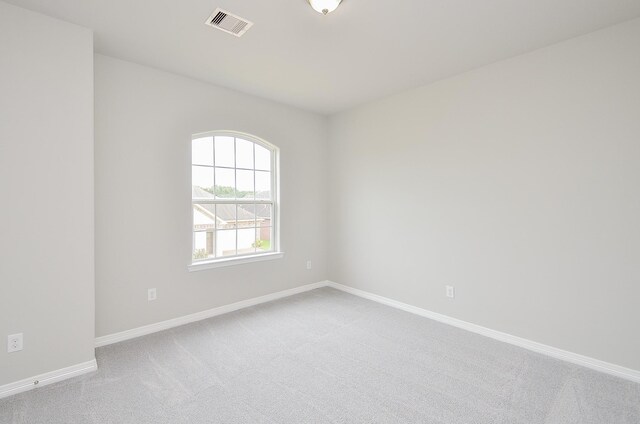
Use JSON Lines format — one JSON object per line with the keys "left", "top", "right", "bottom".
{"left": 191, "top": 132, "right": 277, "bottom": 262}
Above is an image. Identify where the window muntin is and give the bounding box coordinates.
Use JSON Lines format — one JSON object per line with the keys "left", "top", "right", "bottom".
{"left": 191, "top": 132, "right": 278, "bottom": 264}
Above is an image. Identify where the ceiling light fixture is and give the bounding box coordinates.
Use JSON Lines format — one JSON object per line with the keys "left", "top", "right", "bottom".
{"left": 308, "top": 0, "right": 342, "bottom": 15}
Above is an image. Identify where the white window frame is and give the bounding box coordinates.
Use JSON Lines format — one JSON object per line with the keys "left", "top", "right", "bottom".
{"left": 188, "top": 130, "right": 282, "bottom": 271}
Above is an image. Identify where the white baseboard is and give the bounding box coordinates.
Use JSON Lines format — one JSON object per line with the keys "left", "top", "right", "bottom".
{"left": 1, "top": 282, "right": 325, "bottom": 401}
{"left": 0, "top": 359, "right": 97, "bottom": 400}
{"left": 3, "top": 280, "right": 637, "bottom": 402}
{"left": 325, "top": 281, "right": 640, "bottom": 384}
{"left": 95, "top": 281, "right": 328, "bottom": 347}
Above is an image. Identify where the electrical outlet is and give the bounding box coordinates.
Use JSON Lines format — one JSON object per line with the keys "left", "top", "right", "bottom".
{"left": 446, "top": 285, "right": 455, "bottom": 299}
{"left": 306, "top": 260, "right": 312, "bottom": 270}
{"left": 8, "top": 333, "right": 23, "bottom": 353}
{"left": 148, "top": 288, "right": 157, "bottom": 301}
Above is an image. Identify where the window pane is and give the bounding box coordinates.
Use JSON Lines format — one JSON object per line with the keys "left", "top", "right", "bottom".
{"left": 237, "top": 228, "right": 256, "bottom": 255}
{"left": 216, "top": 229, "right": 236, "bottom": 257}
{"left": 255, "top": 204, "right": 272, "bottom": 227}
{"left": 192, "top": 166, "right": 214, "bottom": 198}
{"left": 255, "top": 144, "right": 271, "bottom": 171}
{"left": 255, "top": 227, "right": 272, "bottom": 252}
{"left": 193, "top": 203, "right": 216, "bottom": 261}
{"left": 236, "top": 138, "right": 254, "bottom": 169}
{"left": 193, "top": 204, "right": 216, "bottom": 231}
{"left": 215, "top": 136, "right": 235, "bottom": 168}
{"left": 255, "top": 171, "right": 271, "bottom": 199}
{"left": 192, "top": 137, "right": 213, "bottom": 166}
{"left": 193, "top": 231, "right": 209, "bottom": 261}
{"left": 237, "top": 204, "right": 256, "bottom": 228}
{"left": 215, "top": 204, "right": 236, "bottom": 230}
{"left": 236, "top": 169, "right": 254, "bottom": 199}
{"left": 215, "top": 167, "right": 235, "bottom": 198}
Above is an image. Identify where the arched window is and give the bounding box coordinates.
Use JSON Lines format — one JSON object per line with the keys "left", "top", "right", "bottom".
{"left": 190, "top": 131, "right": 280, "bottom": 269}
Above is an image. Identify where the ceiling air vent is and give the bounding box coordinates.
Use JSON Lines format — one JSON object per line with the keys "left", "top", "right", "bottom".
{"left": 205, "top": 8, "right": 253, "bottom": 37}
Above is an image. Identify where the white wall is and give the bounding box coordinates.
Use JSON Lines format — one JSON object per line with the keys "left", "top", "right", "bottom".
{"left": 0, "top": 2, "right": 95, "bottom": 386}
{"left": 94, "top": 55, "right": 328, "bottom": 337}
{"left": 328, "top": 18, "right": 640, "bottom": 371}
{"left": 2, "top": 0, "right": 637, "bottom": 389}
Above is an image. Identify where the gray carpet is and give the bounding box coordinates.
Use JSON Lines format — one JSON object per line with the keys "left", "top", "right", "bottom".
{"left": 1, "top": 287, "right": 639, "bottom": 423}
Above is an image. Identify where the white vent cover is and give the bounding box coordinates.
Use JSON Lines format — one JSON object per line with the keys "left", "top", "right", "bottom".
{"left": 205, "top": 8, "right": 253, "bottom": 37}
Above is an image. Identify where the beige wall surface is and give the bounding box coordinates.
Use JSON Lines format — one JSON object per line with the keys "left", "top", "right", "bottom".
{"left": 328, "top": 18, "right": 640, "bottom": 371}
{"left": 94, "top": 55, "right": 328, "bottom": 337}
{"left": 0, "top": 2, "right": 95, "bottom": 386}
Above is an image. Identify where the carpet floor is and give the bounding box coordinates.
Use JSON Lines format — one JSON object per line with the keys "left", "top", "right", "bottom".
{"left": 1, "top": 287, "right": 639, "bottom": 423}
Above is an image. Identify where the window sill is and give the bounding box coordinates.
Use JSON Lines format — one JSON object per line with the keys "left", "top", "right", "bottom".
{"left": 188, "top": 252, "right": 284, "bottom": 272}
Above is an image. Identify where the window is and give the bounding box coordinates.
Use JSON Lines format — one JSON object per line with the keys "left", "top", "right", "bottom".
{"left": 189, "top": 131, "right": 281, "bottom": 270}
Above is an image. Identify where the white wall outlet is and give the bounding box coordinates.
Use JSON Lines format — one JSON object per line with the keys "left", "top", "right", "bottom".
{"left": 306, "top": 260, "right": 312, "bottom": 270}
{"left": 148, "top": 288, "right": 157, "bottom": 301}
{"left": 446, "top": 285, "right": 455, "bottom": 299}
{"left": 8, "top": 333, "right": 23, "bottom": 353}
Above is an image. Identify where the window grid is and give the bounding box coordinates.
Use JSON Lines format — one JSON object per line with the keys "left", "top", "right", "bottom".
{"left": 191, "top": 132, "right": 277, "bottom": 263}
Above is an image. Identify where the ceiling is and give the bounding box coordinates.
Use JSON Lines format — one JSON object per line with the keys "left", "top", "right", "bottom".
{"left": 6, "top": 0, "right": 640, "bottom": 114}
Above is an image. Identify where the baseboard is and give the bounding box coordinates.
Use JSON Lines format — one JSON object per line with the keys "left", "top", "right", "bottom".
{"left": 1, "top": 282, "right": 326, "bottom": 401}
{"left": 13, "top": 279, "right": 632, "bottom": 403}
{"left": 0, "top": 359, "right": 97, "bottom": 400}
{"left": 95, "top": 281, "right": 328, "bottom": 347}
{"left": 325, "top": 281, "right": 640, "bottom": 384}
